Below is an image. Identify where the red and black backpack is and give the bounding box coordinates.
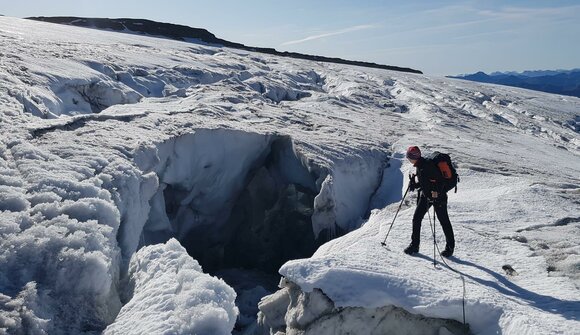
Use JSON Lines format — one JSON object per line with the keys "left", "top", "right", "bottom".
{"left": 427, "top": 152, "right": 459, "bottom": 193}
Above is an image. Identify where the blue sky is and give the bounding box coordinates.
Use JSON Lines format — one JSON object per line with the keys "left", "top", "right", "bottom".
{"left": 2, "top": 0, "right": 579, "bottom": 75}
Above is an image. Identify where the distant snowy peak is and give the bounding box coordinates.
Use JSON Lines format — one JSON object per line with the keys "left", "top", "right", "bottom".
{"left": 489, "top": 69, "right": 580, "bottom": 77}
{"left": 458, "top": 69, "right": 580, "bottom": 78}
{"left": 449, "top": 69, "right": 580, "bottom": 98}
{"left": 27, "top": 16, "right": 422, "bottom": 75}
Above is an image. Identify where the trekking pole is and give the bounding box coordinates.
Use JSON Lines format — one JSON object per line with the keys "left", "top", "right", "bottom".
{"left": 380, "top": 184, "right": 411, "bottom": 247}
{"left": 432, "top": 207, "right": 437, "bottom": 267}
{"left": 427, "top": 201, "right": 437, "bottom": 267}
{"left": 429, "top": 211, "right": 468, "bottom": 327}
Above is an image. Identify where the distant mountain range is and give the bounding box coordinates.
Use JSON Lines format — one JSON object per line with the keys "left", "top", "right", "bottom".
{"left": 449, "top": 69, "right": 580, "bottom": 98}
{"left": 27, "top": 16, "right": 422, "bottom": 75}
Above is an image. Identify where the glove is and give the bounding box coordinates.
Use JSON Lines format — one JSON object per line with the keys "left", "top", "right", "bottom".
{"left": 409, "top": 174, "right": 419, "bottom": 191}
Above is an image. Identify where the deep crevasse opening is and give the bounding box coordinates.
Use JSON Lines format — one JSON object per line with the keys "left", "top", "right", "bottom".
{"left": 134, "top": 129, "right": 326, "bottom": 269}
{"left": 128, "top": 129, "right": 327, "bottom": 331}
{"left": 111, "top": 128, "right": 388, "bottom": 332}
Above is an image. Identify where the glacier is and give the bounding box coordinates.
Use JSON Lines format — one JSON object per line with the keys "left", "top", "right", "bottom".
{"left": 0, "top": 16, "right": 578, "bottom": 334}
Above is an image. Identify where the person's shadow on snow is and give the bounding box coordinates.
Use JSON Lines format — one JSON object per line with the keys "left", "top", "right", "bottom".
{"left": 419, "top": 254, "right": 579, "bottom": 321}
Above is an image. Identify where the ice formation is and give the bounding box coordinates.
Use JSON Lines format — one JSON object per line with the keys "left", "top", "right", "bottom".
{"left": 103, "top": 239, "right": 237, "bottom": 335}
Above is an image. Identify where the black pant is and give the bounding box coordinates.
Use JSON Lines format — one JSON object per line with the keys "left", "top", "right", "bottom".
{"left": 411, "top": 194, "right": 455, "bottom": 249}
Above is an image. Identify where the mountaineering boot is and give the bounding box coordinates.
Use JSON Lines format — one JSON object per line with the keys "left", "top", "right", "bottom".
{"left": 404, "top": 243, "right": 419, "bottom": 255}
{"left": 441, "top": 245, "right": 454, "bottom": 258}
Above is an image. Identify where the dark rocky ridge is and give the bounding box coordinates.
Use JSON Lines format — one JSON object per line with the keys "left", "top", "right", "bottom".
{"left": 28, "top": 16, "right": 423, "bottom": 74}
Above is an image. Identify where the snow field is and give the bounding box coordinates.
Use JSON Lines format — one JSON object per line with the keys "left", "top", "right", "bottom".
{"left": 278, "top": 165, "right": 579, "bottom": 334}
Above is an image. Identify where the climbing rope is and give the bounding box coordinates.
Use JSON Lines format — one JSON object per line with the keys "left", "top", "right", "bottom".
{"left": 428, "top": 206, "right": 467, "bottom": 326}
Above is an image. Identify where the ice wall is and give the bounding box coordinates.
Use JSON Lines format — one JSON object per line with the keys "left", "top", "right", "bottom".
{"left": 312, "top": 152, "right": 388, "bottom": 238}
{"left": 257, "top": 279, "right": 469, "bottom": 335}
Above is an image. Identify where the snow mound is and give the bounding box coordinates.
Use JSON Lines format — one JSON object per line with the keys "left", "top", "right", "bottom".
{"left": 104, "top": 238, "right": 238, "bottom": 335}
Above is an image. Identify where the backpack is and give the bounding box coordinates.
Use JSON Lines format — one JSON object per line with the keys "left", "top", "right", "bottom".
{"left": 427, "top": 151, "right": 459, "bottom": 193}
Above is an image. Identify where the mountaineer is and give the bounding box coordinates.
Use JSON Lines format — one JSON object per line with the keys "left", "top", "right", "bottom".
{"left": 404, "top": 146, "right": 456, "bottom": 257}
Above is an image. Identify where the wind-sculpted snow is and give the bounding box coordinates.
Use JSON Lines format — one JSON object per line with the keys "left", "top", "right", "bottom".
{"left": 0, "top": 16, "right": 579, "bottom": 334}
{"left": 103, "top": 239, "right": 237, "bottom": 335}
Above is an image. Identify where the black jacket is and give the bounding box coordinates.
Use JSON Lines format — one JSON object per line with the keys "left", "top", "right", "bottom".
{"left": 414, "top": 157, "right": 444, "bottom": 198}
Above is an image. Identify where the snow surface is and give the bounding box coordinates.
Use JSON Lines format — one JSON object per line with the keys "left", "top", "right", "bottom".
{"left": 281, "top": 169, "right": 580, "bottom": 334}
{"left": 0, "top": 16, "right": 578, "bottom": 334}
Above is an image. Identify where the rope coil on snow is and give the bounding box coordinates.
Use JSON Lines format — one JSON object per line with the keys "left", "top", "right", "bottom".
{"left": 428, "top": 207, "right": 467, "bottom": 326}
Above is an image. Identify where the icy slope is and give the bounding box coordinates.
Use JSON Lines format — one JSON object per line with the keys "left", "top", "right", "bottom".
{"left": 0, "top": 16, "right": 578, "bottom": 334}
{"left": 274, "top": 171, "right": 579, "bottom": 334}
